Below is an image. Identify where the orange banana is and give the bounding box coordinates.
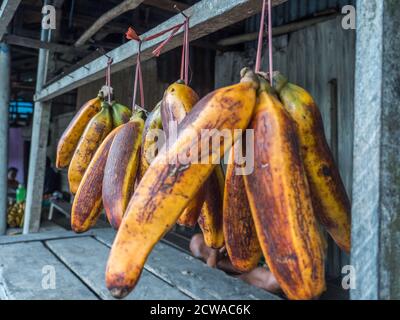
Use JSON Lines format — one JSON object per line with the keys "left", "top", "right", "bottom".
{"left": 106, "top": 68, "right": 259, "bottom": 298}
{"left": 68, "top": 102, "right": 113, "bottom": 194}
{"left": 56, "top": 95, "right": 102, "bottom": 168}
{"left": 103, "top": 112, "right": 145, "bottom": 229}
{"left": 161, "top": 81, "right": 203, "bottom": 227}
{"left": 198, "top": 165, "right": 225, "bottom": 249}
{"left": 71, "top": 126, "right": 123, "bottom": 233}
{"left": 223, "top": 146, "right": 261, "bottom": 272}
{"left": 138, "top": 101, "right": 163, "bottom": 180}
{"left": 273, "top": 73, "right": 351, "bottom": 253}
{"left": 243, "top": 77, "right": 326, "bottom": 300}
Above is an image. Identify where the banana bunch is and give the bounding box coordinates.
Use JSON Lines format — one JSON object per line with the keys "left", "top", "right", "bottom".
{"left": 102, "top": 68, "right": 351, "bottom": 301}
{"left": 106, "top": 69, "right": 259, "bottom": 298}
{"left": 56, "top": 90, "right": 132, "bottom": 195}
{"left": 71, "top": 109, "right": 146, "bottom": 233}
{"left": 7, "top": 202, "right": 25, "bottom": 228}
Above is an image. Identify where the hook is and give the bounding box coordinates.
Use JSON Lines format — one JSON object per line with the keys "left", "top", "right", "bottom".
{"left": 174, "top": 4, "right": 189, "bottom": 19}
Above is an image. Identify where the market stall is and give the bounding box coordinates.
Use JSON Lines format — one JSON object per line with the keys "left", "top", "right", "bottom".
{"left": 0, "top": 0, "right": 399, "bottom": 300}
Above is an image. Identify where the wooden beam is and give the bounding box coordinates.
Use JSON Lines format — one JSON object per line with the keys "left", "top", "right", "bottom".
{"left": 0, "top": 0, "right": 22, "bottom": 40}
{"left": 3, "top": 34, "right": 87, "bottom": 53}
{"left": 36, "top": 0, "right": 287, "bottom": 102}
{"left": 74, "top": 0, "right": 144, "bottom": 47}
{"left": 144, "top": 0, "right": 189, "bottom": 12}
{"left": 23, "top": 12, "right": 52, "bottom": 234}
{"left": 351, "top": 0, "right": 400, "bottom": 300}
{"left": 0, "top": 43, "right": 10, "bottom": 235}
{"left": 217, "top": 12, "right": 339, "bottom": 46}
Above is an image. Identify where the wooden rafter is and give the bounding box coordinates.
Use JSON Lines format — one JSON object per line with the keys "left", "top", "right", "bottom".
{"left": 74, "top": 0, "right": 144, "bottom": 47}
{"left": 0, "top": 0, "right": 22, "bottom": 40}
{"left": 144, "top": 0, "right": 189, "bottom": 12}
{"left": 35, "top": 0, "right": 287, "bottom": 102}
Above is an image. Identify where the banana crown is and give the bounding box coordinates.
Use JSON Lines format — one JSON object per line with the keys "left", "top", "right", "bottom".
{"left": 131, "top": 109, "right": 147, "bottom": 122}
{"left": 240, "top": 67, "right": 259, "bottom": 90}
{"left": 257, "top": 74, "right": 277, "bottom": 96}
{"left": 272, "top": 72, "right": 289, "bottom": 93}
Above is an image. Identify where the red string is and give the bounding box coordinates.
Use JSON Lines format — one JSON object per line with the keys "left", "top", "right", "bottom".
{"left": 255, "top": 0, "right": 273, "bottom": 85}
{"left": 105, "top": 57, "right": 113, "bottom": 104}
{"left": 183, "top": 17, "right": 190, "bottom": 85}
{"left": 126, "top": 28, "right": 145, "bottom": 109}
{"left": 268, "top": 0, "right": 273, "bottom": 85}
{"left": 125, "top": 17, "right": 190, "bottom": 108}
{"left": 255, "top": 0, "right": 266, "bottom": 73}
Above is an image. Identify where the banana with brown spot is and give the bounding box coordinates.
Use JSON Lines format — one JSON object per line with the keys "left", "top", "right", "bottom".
{"left": 68, "top": 101, "right": 113, "bottom": 194}
{"left": 106, "top": 68, "right": 259, "bottom": 298}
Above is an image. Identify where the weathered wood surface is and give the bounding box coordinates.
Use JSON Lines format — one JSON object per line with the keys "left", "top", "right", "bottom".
{"left": 0, "top": 242, "right": 96, "bottom": 300}
{"left": 0, "top": 229, "right": 96, "bottom": 245}
{"left": 45, "top": 237, "right": 190, "bottom": 300}
{"left": 351, "top": 0, "right": 400, "bottom": 300}
{"left": 94, "top": 228, "right": 280, "bottom": 300}
{"left": 35, "top": 0, "right": 287, "bottom": 102}
{"left": 0, "top": 0, "right": 22, "bottom": 40}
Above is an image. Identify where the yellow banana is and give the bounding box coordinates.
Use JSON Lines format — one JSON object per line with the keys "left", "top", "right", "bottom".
{"left": 111, "top": 101, "right": 132, "bottom": 128}
{"left": 56, "top": 95, "right": 102, "bottom": 168}
{"left": 71, "top": 126, "right": 123, "bottom": 233}
{"left": 243, "top": 77, "right": 326, "bottom": 300}
{"left": 198, "top": 165, "right": 225, "bottom": 249}
{"left": 139, "top": 102, "right": 163, "bottom": 180}
{"left": 103, "top": 112, "right": 145, "bottom": 230}
{"left": 223, "top": 145, "right": 261, "bottom": 272}
{"left": 273, "top": 72, "right": 351, "bottom": 253}
{"left": 106, "top": 68, "right": 259, "bottom": 298}
{"left": 161, "top": 81, "right": 203, "bottom": 227}
{"left": 68, "top": 101, "right": 113, "bottom": 194}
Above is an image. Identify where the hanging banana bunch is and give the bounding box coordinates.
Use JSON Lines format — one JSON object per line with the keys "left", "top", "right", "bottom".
{"left": 106, "top": 68, "right": 259, "bottom": 298}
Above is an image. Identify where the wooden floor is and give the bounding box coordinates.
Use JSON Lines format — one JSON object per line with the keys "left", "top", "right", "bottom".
{"left": 0, "top": 228, "right": 279, "bottom": 300}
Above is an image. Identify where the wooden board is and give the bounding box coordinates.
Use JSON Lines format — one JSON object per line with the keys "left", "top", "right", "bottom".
{"left": 45, "top": 237, "right": 189, "bottom": 300}
{"left": 0, "top": 229, "right": 97, "bottom": 245}
{"left": 35, "top": 0, "right": 288, "bottom": 102}
{"left": 0, "top": 242, "right": 96, "bottom": 300}
{"left": 93, "top": 228, "right": 280, "bottom": 300}
{"left": 0, "top": 0, "right": 22, "bottom": 40}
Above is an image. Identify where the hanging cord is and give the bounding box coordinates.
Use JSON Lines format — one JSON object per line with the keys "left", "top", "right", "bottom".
{"left": 255, "top": 0, "right": 273, "bottom": 85}
{"left": 105, "top": 57, "right": 113, "bottom": 104}
{"left": 126, "top": 28, "right": 145, "bottom": 110}
{"left": 125, "top": 10, "right": 190, "bottom": 109}
{"left": 267, "top": 0, "right": 273, "bottom": 85}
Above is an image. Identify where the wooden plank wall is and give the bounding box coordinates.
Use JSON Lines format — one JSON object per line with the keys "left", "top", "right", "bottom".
{"left": 215, "top": 16, "right": 355, "bottom": 279}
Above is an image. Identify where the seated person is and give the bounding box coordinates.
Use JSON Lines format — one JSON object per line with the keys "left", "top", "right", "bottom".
{"left": 7, "top": 167, "right": 20, "bottom": 192}
{"left": 190, "top": 233, "right": 281, "bottom": 294}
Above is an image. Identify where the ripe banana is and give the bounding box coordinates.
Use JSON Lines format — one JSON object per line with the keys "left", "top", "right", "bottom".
{"left": 161, "top": 80, "right": 203, "bottom": 227}
{"left": 223, "top": 145, "right": 261, "bottom": 272}
{"left": 106, "top": 68, "right": 259, "bottom": 298}
{"left": 111, "top": 102, "right": 132, "bottom": 128}
{"left": 243, "top": 77, "right": 325, "bottom": 300}
{"left": 273, "top": 72, "right": 351, "bottom": 253}
{"left": 71, "top": 125, "right": 123, "bottom": 233}
{"left": 103, "top": 112, "right": 145, "bottom": 230}
{"left": 56, "top": 95, "right": 102, "bottom": 168}
{"left": 198, "top": 165, "right": 225, "bottom": 249}
{"left": 139, "top": 101, "right": 163, "bottom": 180}
{"left": 68, "top": 101, "right": 113, "bottom": 194}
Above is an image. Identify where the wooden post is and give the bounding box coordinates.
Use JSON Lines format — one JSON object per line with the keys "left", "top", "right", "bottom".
{"left": 0, "top": 42, "right": 10, "bottom": 235}
{"left": 351, "top": 0, "right": 400, "bottom": 300}
{"left": 23, "top": 9, "right": 52, "bottom": 234}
